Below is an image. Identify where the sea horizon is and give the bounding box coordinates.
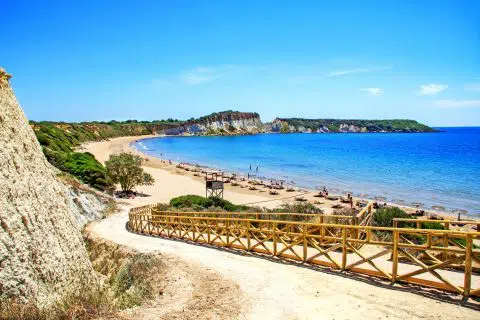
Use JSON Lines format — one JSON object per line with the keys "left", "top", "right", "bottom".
{"left": 134, "top": 126, "right": 480, "bottom": 217}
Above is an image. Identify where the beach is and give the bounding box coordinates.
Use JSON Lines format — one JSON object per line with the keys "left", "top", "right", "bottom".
{"left": 82, "top": 135, "right": 283, "bottom": 209}
{"left": 82, "top": 135, "right": 477, "bottom": 225}
{"left": 82, "top": 135, "right": 378, "bottom": 213}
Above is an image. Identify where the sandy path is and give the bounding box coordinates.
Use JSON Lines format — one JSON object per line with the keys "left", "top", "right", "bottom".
{"left": 90, "top": 207, "right": 479, "bottom": 320}
{"left": 120, "top": 253, "right": 243, "bottom": 320}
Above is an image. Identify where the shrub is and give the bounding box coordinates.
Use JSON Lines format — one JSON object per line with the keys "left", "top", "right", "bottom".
{"left": 169, "top": 195, "right": 250, "bottom": 212}
{"left": 420, "top": 221, "right": 445, "bottom": 230}
{"left": 270, "top": 202, "right": 323, "bottom": 214}
{"left": 333, "top": 207, "right": 356, "bottom": 216}
{"left": 170, "top": 195, "right": 212, "bottom": 208}
{"left": 64, "top": 152, "right": 111, "bottom": 190}
{"left": 373, "top": 207, "right": 412, "bottom": 228}
{"left": 105, "top": 153, "right": 154, "bottom": 193}
{"left": 112, "top": 254, "right": 159, "bottom": 309}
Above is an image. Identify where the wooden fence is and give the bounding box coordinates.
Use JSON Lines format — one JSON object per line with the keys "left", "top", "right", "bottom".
{"left": 393, "top": 218, "right": 480, "bottom": 230}
{"left": 128, "top": 205, "right": 480, "bottom": 298}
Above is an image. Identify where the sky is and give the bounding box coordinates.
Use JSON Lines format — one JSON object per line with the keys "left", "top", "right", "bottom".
{"left": 1, "top": 1, "right": 479, "bottom": 126}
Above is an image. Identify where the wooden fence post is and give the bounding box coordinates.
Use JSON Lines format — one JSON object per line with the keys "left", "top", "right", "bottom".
{"left": 246, "top": 220, "right": 251, "bottom": 251}
{"left": 341, "top": 227, "right": 347, "bottom": 270}
{"left": 303, "top": 224, "right": 308, "bottom": 262}
{"left": 226, "top": 214, "right": 230, "bottom": 247}
{"left": 464, "top": 234, "right": 473, "bottom": 299}
{"left": 207, "top": 218, "right": 211, "bottom": 243}
{"left": 147, "top": 213, "right": 151, "bottom": 235}
{"left": 273, "top": 222, "right": 277, "bottom": 256}
{"left": 392, "top": 230, "right": 399, "bottom": 284}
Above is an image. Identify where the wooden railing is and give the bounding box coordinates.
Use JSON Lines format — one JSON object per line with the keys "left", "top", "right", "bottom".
{"left": 128, "top": 206, "right": 480, "bottom": 298}
{"left": 356, "top": 202, "right": 374, "bottom": 226}
{"left": 393, "top": 218, "right": 480, "bottom": 230}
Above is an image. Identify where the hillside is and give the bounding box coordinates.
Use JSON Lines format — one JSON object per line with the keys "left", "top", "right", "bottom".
{"left": 270, "top": 118, "right": 436, "bottom": 133}
{"left": 30, "top": 120, "right": 182, "bottom": 190}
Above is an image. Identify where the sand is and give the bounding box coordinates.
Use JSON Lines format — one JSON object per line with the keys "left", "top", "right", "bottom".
{"left": 82, "top": 135, "right": 306, "bottom": 210}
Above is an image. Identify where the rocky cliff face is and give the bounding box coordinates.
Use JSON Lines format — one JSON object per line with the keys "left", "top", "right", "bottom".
{"left": 163, "top": 111, "right": 264, "bottom": 135}
{"left": 0, "top": 68, "right": 98, "bottom": 306}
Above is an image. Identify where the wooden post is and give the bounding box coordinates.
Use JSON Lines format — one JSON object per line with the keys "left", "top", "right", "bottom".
{"left": 443, "top": 225, "right": 449, "bottom": 261}
{"left": 226, "top": 215, "right": 230, "bottom": 247}
{"left": 207, "top": 218, "right": 211, "bottom": 243}
{"left": 303, "top": 224, "right": 308, "bottom": 262}
{"left": 341, "top": 227, "right": 347, "bottom": 270}
{"left": 320, "top": 224, "right": 325, "bottom": 245}
{"left": 246, "top": 220, "right": 251, "bottom": 251}
{"left": 392, "top": 230, "right": 399, "bottom": 284}
{"left": 273, "top": 222, "right": 277, "bottom": 256}
{"left": 464, "top": 234, "right": 473, "bottom": 299}
{"left": 192, "top": 217, "right": 195, "bottom": 241}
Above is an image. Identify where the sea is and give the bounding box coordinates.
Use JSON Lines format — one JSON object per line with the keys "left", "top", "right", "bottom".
{"left": 134, "top": 127, "right": 480, "bottom": 217}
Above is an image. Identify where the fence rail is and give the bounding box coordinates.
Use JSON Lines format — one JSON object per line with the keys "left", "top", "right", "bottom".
{"left": 128, "top": 205, "right": 480, "bottom": 298}
{"left": 393, "top": 218, "right": 480, "bottom": 230}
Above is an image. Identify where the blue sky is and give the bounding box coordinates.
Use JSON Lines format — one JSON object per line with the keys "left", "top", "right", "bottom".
{"left": 1, "top": 1, "right": 479, "bottom": 126}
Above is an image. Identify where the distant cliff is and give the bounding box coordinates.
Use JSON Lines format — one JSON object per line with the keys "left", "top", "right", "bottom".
{"left": 269, "top": 118, "right": 436, "bottom": 133}
{"left": 163, "top": 111, "right": 264, "bottom": 135}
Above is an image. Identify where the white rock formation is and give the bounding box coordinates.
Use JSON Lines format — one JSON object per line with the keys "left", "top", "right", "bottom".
{"left": 163, "top": 113, "right": 264, "bottom": 135}
{"left": 0, "top": 68, "right": 96, "bottom": 306}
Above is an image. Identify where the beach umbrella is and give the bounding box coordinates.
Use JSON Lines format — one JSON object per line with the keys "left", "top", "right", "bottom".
{"left": 411, "top": 202, "right": 424, "bottom": 207}
{"left": 452, "top": 209, "right": 468, "bottom": 221}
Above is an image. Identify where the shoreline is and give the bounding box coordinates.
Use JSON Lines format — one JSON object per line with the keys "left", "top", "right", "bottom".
{"left": 81, "top": 134, "right": 478, "bottom": 224}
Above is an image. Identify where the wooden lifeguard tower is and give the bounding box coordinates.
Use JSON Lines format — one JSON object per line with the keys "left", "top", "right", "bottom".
{"left": 205, "top": 171, "right": 224, "bottom": 198}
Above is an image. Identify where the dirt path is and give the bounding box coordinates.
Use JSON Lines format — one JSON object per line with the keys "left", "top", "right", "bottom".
{"left": 119, "top": 254, "right": 243, "bottom": 320}
{"left": 90, "top": 206, "right": 479, "bottom": 320}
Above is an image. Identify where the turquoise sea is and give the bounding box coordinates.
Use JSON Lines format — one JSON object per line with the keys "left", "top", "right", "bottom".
{"left": 134, "top": 127, "right": 480, "bottom": 217}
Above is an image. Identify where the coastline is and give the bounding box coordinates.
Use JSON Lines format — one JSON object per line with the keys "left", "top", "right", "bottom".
{"left": 81, "top": 134, "right": 478, "bottom": 224}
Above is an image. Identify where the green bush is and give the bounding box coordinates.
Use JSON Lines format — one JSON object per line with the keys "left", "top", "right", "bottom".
{"left": 270, "top": 202, "right": 323, "bottom": 214}
{"left": 169, "top": 195, "right": 250, "bottom": 212}
{"left": 170, "top": 195, "right": 212, "bottom": 208}
{"left": 373, "top": 207, "right": 412, "bottom": 228}
{"left": 64, "top": 152, "right": 111, "bottom": 190}
{"left": 420, "top": 221, "right": 446, "bottom": 230}
{"left": 105, "top": 153, "right": 154, "bottom": 193}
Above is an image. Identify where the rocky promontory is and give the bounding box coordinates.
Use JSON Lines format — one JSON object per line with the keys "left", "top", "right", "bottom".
{"left": 162, "top": 111, "right": 265, "bottom": 135}
{"left": 269, "top": 118, "right": 436, "bottom": 133}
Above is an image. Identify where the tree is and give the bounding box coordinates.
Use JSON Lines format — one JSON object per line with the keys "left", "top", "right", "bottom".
{"left": 105, "top": 153, "right": 154, "bottom": 193}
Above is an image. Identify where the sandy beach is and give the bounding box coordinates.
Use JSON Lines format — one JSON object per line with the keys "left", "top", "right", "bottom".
{"left": 82, "top": 135, "right": 476, "bottom": 224}
{"left": 82, "top": 135, "right": 285, "bottom": 209}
